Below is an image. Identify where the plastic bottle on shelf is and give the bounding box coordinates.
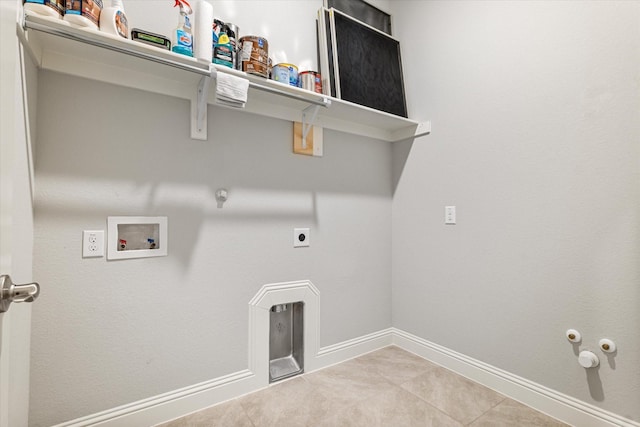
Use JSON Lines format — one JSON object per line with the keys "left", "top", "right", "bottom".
{"left": 223, "top": 23, "right": 238, "bottom": 68}
{"left": 99, "top": 0, "right": 129, "bottom": 38}
{"left": 23, "top": 0, "right": 64, "bottom": 19}
{"left": 171, "top": 0, "right": 193, "bottom": 57}
{"left": 213, "top": 32, "right": 233, "bottom": 67}
{"left": 64, "top": 0, "right": 103, "bottom": 29}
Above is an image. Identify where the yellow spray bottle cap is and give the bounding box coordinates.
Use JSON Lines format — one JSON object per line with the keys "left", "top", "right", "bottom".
{"left": 218, "top": 33, "right": 230, "bottom": 44}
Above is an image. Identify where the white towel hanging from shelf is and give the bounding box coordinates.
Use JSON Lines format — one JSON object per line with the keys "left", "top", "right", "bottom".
{"left": 215, "top": 73, "right": 249, "bottom": 108}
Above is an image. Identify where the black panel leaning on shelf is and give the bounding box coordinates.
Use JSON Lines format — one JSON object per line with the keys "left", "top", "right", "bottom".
{"left": 318, "top": 8, "right": 408, "bottom": 118}
{"left": 325, "top": 0, "right": 392, "bottom": 35}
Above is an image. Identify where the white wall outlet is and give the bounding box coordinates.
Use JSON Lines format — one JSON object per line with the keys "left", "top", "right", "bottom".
{"left": 83, "top": 230, "right": 105, "bottom": 258}
{"left": 294, "top": 228, "right": 310, "bottom": 247}
{"left": 445, "top": 206, "right": 456, "bottom": 225}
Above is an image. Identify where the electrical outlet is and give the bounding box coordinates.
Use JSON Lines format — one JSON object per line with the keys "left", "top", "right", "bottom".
{"left": 83, "top": 230, "right": 105, "bottom": 258}
{"left": 445, "top": 206, "right": 456, "bottom": 225}
{"left": 294, "top": 228, "right": 310, "bottom": 247}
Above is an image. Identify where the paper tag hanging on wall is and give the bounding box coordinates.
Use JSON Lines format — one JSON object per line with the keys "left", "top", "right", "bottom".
{"left": 293, "top": 122, "right": 323, "bottom": 157}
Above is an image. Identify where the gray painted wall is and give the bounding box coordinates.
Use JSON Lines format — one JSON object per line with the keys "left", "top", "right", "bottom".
{"left": 391, "top": 0, "right": 639, "bottom": 421}
{"left": 26, "top": 0, "right": 640, "bottom": 425}
{"left": 29, "top": 71, "right": 392, "bottom": 426}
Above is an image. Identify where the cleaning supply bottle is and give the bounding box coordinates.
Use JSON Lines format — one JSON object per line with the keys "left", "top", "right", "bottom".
{"left": 171, "top": 0, "right": 193, "bottom": 57}
{"left": 64, "top": 0, "right": 103, "bottom": 29}
{"left": 100, "top": 0, "right": 129, "bottom": 38}
{"left": 213, "top": 32, "right": 233, "bottom": 67}
{"left": 23, "top": 0, "right": 64, "bottom": 19}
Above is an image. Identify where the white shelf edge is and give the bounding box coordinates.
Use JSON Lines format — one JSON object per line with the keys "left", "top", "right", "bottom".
{"left": 390, "top": 121, "right": 432, "bottom": 142}
{"left": 19, "top": 13, "right": 430, "bottom": 143}
{"left": 22, "top": 13, "right": 211, "bottom": 75}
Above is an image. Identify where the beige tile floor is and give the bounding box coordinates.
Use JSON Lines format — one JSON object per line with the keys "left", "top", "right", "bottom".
{"left": 156, "top": 346, "right": 569, "bottom": 427}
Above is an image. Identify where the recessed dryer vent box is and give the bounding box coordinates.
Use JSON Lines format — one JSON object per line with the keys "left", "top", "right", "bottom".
{"left": 107, "top": 216, "right": 168, "bottom": 260}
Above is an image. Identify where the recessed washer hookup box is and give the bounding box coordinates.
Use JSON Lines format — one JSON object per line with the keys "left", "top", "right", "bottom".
{"left": 107, "top": 216, "right": 168, "bottom": 260}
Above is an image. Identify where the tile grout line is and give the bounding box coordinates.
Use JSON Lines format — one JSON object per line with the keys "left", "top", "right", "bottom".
{"left": 396, "top": 373, "right": 470, "bottom": 425}
{"left": 400, "top": 382, "right": 469, "bottom": 426}
{"left": 239, "top": 399, "right": 258, "bottom": 427}
{"left": 463, "top": 395, "right": 508, "bottom": 426}
{"left": 355, "top": 350, "right": 471, "bottom": 425}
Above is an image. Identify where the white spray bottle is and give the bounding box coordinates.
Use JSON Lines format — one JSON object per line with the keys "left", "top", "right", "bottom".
{"left": 171, "top": 0, "right": 193, "bottom": 57}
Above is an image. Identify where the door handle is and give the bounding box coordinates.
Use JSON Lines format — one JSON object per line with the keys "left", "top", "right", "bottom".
{"left": 0, "top": 274, "right": 40, "bottom": 313}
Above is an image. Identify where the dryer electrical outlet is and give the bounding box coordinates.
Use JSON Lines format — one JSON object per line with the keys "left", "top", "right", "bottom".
{"left": 294, "top": 228, "right": 310, "bottom": 247}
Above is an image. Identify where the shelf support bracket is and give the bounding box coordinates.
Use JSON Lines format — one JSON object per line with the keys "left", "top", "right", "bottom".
{"left": 301, "top": 104, "right": 321, "bottom": 149}
{"left": 191, "top": 74, "right": 212, "bottom": 140}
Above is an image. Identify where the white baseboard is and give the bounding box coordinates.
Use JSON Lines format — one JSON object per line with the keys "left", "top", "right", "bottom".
{"left": 392, "top": 328, "right": 639, "bottom": 427}
{"left": 311, "top": 327, "right": 394, "bottom": 371}
{"left": 52, "top": 328, "right": 393, "bottom": 427}
{"left": 53, "top": 328, "right": 637, "bottom": 427}
{"left": 53, "top": 370, "right": 260, "bottom": 427}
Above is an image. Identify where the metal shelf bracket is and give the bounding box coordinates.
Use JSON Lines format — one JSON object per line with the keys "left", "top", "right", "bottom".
{"left": 191, "top": 73, "right": 213, "bottom": 140}
{"left": 301, "top": 98, "right": 330, "bottom": 148}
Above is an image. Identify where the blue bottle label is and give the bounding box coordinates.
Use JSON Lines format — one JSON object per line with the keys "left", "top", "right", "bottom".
{"left": 176, "top": 29, "right": 192, "bottom": 49}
